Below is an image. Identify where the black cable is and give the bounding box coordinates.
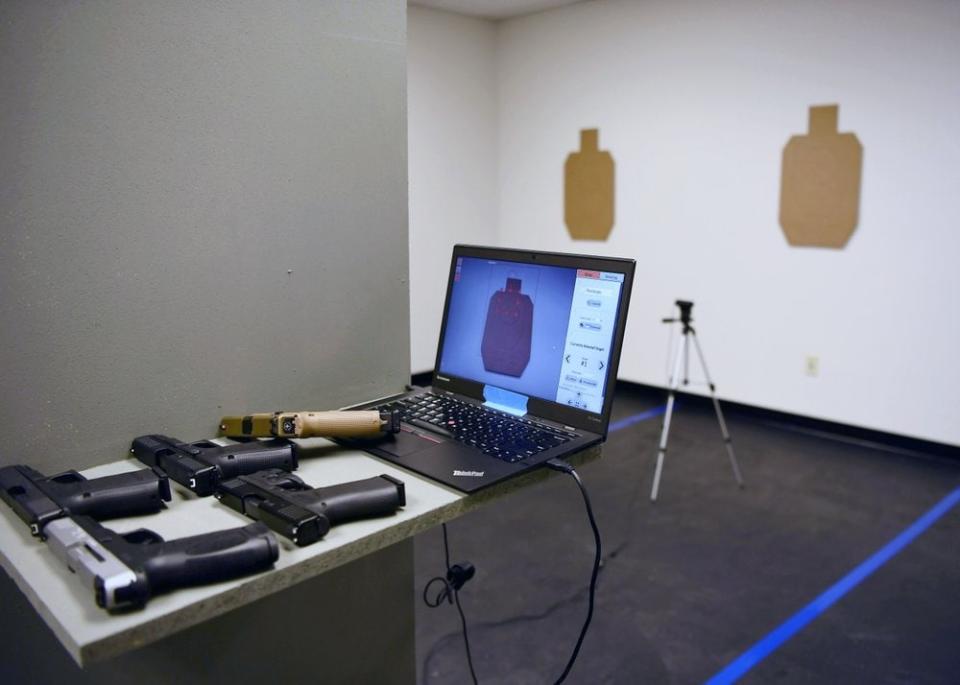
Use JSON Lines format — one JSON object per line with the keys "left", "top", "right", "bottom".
{"left": 421, "top": 583, "right": 588, "bottom": 682}
{"left": 422, "top": 463, "right": 602, "bottom": 685}
{"left": 544, "top": 459, "right": 602, "bottom": 684}
{"left": 453, "top": 587, "right": 476, "bottom": 685}
{"left": 423, "top": 465, "right": 637, "bottom": 673}
{"left": 422, "top": 523, "right": 478, "bottom": 684}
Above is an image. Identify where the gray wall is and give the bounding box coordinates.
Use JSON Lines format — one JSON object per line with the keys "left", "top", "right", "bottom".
{"left": 0, "top": 1, "right": 410, "bottom": 472}
{"left": 0, "top": 540, "right": 415, "bottom": 683}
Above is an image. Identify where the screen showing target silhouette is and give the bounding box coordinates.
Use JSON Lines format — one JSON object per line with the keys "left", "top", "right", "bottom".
{"left": 481, "top": 277, "right": 534, "bottom": 376}
{"left": 438, "top": 256, "right": 624, "bottom": 413}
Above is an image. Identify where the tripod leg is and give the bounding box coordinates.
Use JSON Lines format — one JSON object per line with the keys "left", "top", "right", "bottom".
{"left": 652, "top": 333, "right": 686, "bottom": 501}
{"left": 689, "top": 332, "right": 744, "bottom": 488}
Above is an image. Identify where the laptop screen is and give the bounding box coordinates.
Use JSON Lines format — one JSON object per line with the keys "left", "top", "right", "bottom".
{"left": 437, "top": 255, "right": 625, "bottom": 414}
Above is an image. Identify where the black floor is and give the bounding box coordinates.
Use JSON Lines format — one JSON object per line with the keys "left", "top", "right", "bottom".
{"left": 413, "top": 385, "right": 960, "bottom": 684}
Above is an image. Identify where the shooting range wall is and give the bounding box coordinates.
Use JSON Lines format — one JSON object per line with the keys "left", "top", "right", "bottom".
{"left": 0, "top": 1, "right": 411, "bottom": 473}
{"left": 408, "top": 0, "right": 960, "bottom": 446}
{"left": 407, "top": 6, "right": 499, "bottom": 374}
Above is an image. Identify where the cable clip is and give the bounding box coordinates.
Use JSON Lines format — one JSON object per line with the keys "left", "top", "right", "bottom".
{"left": 424, "top": 561, "right": 475, "bottom": 607}
{"left": 447, "top": 562, "right": 475, "bottom": 592}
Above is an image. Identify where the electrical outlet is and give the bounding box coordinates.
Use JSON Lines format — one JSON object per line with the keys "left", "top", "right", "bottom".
{"left": 805, "top": 355, "right": 819, "bottom": 377}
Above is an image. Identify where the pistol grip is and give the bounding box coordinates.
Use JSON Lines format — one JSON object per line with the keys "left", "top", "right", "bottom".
{"left": 60, "top": 469, "right": 171, "bottom": 520}
{"left": 137, "top": 522, "right": 279, "bottom": 595}
{"left": 191, "top": 439, "right": 297, "bottom": 480}
{"left": 312, "top": 475, "right": 406, "bottom": 525}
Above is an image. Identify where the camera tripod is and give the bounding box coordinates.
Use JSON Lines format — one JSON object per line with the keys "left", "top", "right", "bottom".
{"left": 651, "top": 300, "right": 744, "bottom": 501}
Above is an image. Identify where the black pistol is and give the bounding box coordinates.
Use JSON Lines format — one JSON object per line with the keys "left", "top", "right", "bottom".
{"left": 0, "top": 464, "right": 171, "bottom": 538}
{"left": 44, "top": 515, "right": 279, "bottom": 611}
{"left": 216, "top": 469, "right": 405, "bottom": 546}
{"left": 130, "top": 434, "right": 297, "bottom": 497}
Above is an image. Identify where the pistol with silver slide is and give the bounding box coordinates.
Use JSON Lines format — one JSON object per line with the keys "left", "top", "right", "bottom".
{"left": 44, "top": 515, "right": 278, "bottom": 611}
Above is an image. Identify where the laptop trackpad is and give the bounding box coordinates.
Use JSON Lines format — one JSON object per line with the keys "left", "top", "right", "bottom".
{"left": 377, "top": 429, "right": 446, "bottom": 458}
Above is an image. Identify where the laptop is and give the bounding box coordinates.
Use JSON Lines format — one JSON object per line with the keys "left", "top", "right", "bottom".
{"left": 344, "top": 244, "right": 635, "bottom": 493}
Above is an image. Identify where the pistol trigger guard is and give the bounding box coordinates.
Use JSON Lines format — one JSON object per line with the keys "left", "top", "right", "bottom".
{"left": 48, "top": 470, "right": 86, "bottom": 484}
{"left": 121, "top": 528, "right": 165, "bottom": 545}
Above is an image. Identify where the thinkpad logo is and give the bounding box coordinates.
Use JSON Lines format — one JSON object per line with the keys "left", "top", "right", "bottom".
{"left": 453, "top": 470, "right": 485, "bottom": 478}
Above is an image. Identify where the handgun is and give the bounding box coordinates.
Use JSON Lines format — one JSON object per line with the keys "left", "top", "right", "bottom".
{"left": 130, "top": 435, "right": 297, "bottom": 497}
{"left": 218, "top": 409, "right": 401, "bottom": 440}
{"left": 0, "top": 464, "right": 171, "bottom": 538}
{"left": 215, "top": 468, "right": 405, "bottom": 546}
{"left": 44, "top": 515, "right": 278, "bottom": 611}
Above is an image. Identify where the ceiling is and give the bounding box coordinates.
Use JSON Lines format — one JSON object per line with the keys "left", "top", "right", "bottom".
{"left": 410, "top": 0, "right": 585, "bottom": 21}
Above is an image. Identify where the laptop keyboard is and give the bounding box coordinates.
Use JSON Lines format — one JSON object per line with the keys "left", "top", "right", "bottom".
{"left": 377, "top": 393, "right": 576, "bottom": 464}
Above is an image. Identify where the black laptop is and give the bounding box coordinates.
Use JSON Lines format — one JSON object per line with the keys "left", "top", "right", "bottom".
{"left": 345, "top": 244, "right": 635, "bottom": 493}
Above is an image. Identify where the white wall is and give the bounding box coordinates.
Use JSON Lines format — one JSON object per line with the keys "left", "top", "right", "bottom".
{"left": 408, "top": 0, "right": 959, "bottom": 445}
{"left": 496, "top": 0, "right": 960, "bottom": 445}
{"left": 408, "top": 6, "right": 499, "bottom": 373}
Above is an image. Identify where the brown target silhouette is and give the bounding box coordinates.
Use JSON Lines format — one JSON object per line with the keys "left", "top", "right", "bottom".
{"left": 564, "top": 129, "right": 615, "bottom": 241}
{"left": 779, "top": 105, "right": 863, "bottom": 248}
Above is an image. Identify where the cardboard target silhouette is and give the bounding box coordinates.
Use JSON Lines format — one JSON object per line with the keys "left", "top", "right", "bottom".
{"left": 779, "top": 105, "right": 863, "bottom": 248}
{"left": 565, "top": 129, "right": 615, "bottom": 241}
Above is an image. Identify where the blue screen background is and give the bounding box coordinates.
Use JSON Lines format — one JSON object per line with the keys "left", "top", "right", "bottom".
{"left": 438, "top": 257, "right": 578, "bottom": 401}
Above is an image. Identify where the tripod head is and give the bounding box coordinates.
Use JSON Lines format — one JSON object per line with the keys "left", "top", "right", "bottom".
{"left": 661, "top": 300, "right": 695, "bottom": 332}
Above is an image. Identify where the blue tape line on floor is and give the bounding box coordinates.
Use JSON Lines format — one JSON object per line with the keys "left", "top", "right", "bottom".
{"left": 705, "top": 486, "right": 960, "bottom": 685}
{"left": 609, "top": 404, "right": 667, "bottom": 433}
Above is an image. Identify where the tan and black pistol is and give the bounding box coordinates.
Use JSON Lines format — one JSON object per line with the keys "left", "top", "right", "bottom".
{"left": 218, "top": 410, "right": 401, "bottom": 440}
